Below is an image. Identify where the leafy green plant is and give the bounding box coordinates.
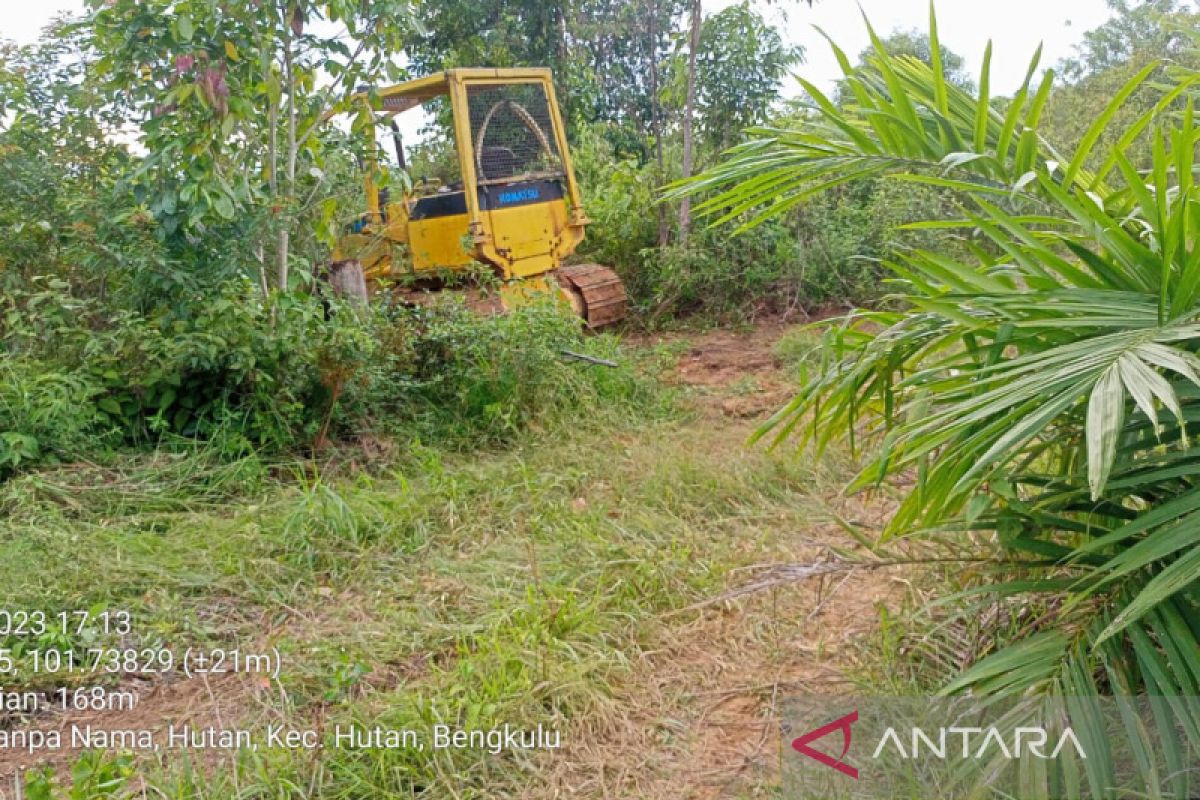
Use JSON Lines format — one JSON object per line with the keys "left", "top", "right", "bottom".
{"left": 0, "top": 360, "right": 105, "bottom": 478}
{"left": 0, "top": 273, "right": 655, "bottom": 480}
{"left": 84, "top": 0, "right": 416, "bottom": 292}
{"left": 574, "top": 124, "right": 663, "bottom": 271}
{"left": 572, "top": 125, "right": 937, "bottom": 322}
{"left": 681, "top": 4, "right": 1200, "bottom": 796}
{"left": 403, "top": 297, "right": 651, "bottom": 444}
{"left": 25, "top": 752, "right": 134, "bottom": 799}
{"left": 632, "top": 222, "right": 804, "bottom": 323}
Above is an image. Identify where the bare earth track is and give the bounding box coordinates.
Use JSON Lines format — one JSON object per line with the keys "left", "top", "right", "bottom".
{"left": 534, "top": 321, "right": 902, "bottom": 799}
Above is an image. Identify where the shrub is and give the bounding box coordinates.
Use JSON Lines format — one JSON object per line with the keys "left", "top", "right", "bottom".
{"left": 650, "top": 177, "right": 966, "bottom": 322}
{"left": 631, "top": 222, "right": 803, "bottom": 323}
{"left": 1, "top": 281, "right": 384, "bottom": 470}
{"left": 572, "top": 122, "right": 957, "bottom": 323}
{"left": 398, "top": 297, "right": 650, "bottom": 445}
{"left": 574, "top": 124, "right": 661, "bottom": 272}
{"left": 0, "top": 360, "right": 105, "bottom": 478}
{"left": 0, "top": 279, "right": 653, "bottom": 478}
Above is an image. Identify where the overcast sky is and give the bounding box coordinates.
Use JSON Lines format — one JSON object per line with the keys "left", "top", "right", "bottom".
{"left": 8, "top": 0, "right": 1117, "bottom": 94}
{"left": 763, "top": 0, "right": 1115, "bottom": 95}
{"left": 8, "top": 0, "right": 1119, "bottom": 148}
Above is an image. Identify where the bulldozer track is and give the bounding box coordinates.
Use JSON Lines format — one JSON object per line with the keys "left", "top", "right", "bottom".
{"left": 555, "top": 264, "right": 627, "bottom": 328}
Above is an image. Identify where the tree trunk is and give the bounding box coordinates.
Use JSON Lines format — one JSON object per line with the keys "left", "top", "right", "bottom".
{"left": 265, "top": 23, "right": 279, "bottom": 298}
{"left": 647, "top": 0, "right": 670, "bottom": 246}
{"left": 328, "top": 260, "right": 369, "bottom": 305}
{"left": 257, "top": 243, "right": 270, "bottom": 298}
{"left": 678, "top": 0, "right": 702, "bottom": 245}
{"left": 278, "top": 18, "right": 297, "bottom": 292}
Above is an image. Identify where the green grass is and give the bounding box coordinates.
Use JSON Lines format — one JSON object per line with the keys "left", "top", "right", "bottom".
{"left": 772, "top": 325, "right": 831, "bottom": 377}
{"left": 1, "top": 346, "right": 859, "bottom": 798}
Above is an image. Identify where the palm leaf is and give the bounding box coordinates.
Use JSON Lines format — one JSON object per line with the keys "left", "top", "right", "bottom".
{"left": 678, "top": 9, "right": 1200, "bottom": 795}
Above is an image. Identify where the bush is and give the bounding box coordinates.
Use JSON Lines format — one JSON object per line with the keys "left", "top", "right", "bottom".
{"left": 0, "top": 279, "right": 653, "bottom": 478}
{"left": 394, "top": 297, "right": 651, "bottom": 445}
{"left": 0, "top": 360, "right": 105, "bottom": 477}
{"left": 573, "top": 122, "right": 960, "bottom": 323}
{"left": 631, "top": 222, "right": 803, "bottom": 323}
{"left": 2, "top": 280, "right": 379, "bottom": 469}
{"left": 574, "top": 124, "right": 662, "bottom": 272}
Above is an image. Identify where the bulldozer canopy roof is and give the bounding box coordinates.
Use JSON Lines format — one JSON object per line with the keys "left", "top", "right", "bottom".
{"left": 358, "top": 68, "right": 554, "bottom": 116}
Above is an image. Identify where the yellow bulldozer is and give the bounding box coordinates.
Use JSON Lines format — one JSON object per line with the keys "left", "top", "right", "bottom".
{"left": 329, "top": 68, "right": 627, "bottom": 328}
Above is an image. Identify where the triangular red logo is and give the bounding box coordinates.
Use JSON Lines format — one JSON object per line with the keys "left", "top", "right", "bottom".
{"left": 791, "top": 710, "right": 859, "bottom": 779}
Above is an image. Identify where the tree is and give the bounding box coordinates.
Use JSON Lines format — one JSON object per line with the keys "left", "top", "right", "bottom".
{"left": 677, "top": 0, "right": 702, "bottom": 244}
{"left": 833, "top": 28, "right": 973, "bottom": 104}
{"left": 678, "top": 0, "right": 808, "bottom": 243}
{"left": 1042, "top": 0, "right": 1200, "bottom": 170}
{"left": 1059, "top": 0, "right": 1192, "bottom": 81}
{"left": 85, "top": 0, "right": 413, "bottom": 294}
{"left": 571, "top": 0, "right": 686, "bottom": 244}
{"left": 404, "top": 0, "right": 575, "bottom": 117}
{"left": 0, "top": 22, "right": 164, "bottom": 303}
{"left": 408, "top": 0, "right": 686, "bottom": 242}
{"left": 645, "top": 0, "right": 672, "bottom": 245}
{"left": 694, "top": 2, "right": 802, "bottom": 151}
{"left": 680, "top": 7, "right": 1200, "bottom": 796}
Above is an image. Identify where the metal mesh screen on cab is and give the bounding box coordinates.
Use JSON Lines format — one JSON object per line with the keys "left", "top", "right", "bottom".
{"left": 466, "top": 83, "right": 562, "bottom": 183}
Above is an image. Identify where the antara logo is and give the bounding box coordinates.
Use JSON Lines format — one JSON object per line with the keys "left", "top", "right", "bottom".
{"left": 791, "top": 711, "right": 1088, "bottom": 779}
{"left": 872, "top": 726, "right": 1087, "bottom": 760}
{"left": 792, "top": 710, "right": 859, "bottom": 779}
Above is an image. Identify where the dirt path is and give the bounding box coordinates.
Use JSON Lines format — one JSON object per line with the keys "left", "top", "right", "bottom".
{"left": 535, "top": 320, "right": 904, "bottom": 799}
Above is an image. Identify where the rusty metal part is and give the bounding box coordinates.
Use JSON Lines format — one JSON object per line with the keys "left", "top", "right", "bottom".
{"left": 554, "top": 264, "right": 627, "bottom": 328}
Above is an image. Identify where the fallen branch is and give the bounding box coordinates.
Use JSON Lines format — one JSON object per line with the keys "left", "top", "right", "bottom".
{"left": 560, "top": 350, "right": 619, "bottom": 368}
{"left": 667, "top": 557, "right": 1012, "bottom": 617}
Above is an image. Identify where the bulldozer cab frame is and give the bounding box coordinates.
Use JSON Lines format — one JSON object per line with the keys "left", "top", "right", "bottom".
{"left": 340, "top": 68, "right": 589, "bottom": 281}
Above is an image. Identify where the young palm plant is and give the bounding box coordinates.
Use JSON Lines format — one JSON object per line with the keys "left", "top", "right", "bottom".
{"left": 674, "top": 6, "right": 1200, "bottom": 796}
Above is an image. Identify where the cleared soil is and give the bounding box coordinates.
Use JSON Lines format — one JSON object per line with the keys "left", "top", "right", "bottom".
{"left": 533, "top": 321, "right": 903, "bottom": 799}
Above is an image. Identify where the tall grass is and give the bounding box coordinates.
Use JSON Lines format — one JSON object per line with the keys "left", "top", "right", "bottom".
{"left": 1, "top": 371, "right": 845, "bottom": 797}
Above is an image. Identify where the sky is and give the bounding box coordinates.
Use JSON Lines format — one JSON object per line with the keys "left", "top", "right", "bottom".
{"left": 7, "top": 0, "right": 1117, "bottom": 95}
{"left": 763, "top": 0, "right": 1115, "bottom": 96}
{"left": 6, "top": 0, "right": 1118, "bottom": 145}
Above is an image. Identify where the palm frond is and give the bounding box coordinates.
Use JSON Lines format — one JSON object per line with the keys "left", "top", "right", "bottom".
{"left": 681, "top": 7, "right": 1200, "bottom": 795}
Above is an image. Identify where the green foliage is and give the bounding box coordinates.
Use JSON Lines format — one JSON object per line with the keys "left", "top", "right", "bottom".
{"left": 1059, "top": 0, "right": 1194, "bottom": 81}
{"left": 24, "top": 752, "right": 134, "bottom": 799}
{"left": 574, "top": 125, "right": 662, "bottom": 268}
{"left": 788, "top": 176, "right": 962, "bottom": 307}
{"left": 689, "top": 1, "right": 802, "bottom": 151}
{"left": 835, "top": 27, "right": 975, "bottom": 103}
{"left": 1042, "top": 0, "right": 1200, "bottom": 172}
{"left": 0, "top": 360, "right": 105, "bottom": 478}
{"left": 0, "top": 31, "right": 170, "bottom": 302}
{"left": 84, "top": 0, "right": 414, "bottom": 290}
{"left": 0, "top": 278, "right": 649, "bottom": 478}
{"left": 575, "top": 121, "right": 934, "bottom": 321}
{"left": 403, "top": 298, "right": 652, "bottom": 444}
{"left": 407, "top": 0, "right": 687, "bottom": 150}
{"left": 4, "top": 281, "right": 356, "bottom": 448}
{"left": 687, "top": 6, "right": 1200, "bottom": 797}
{"left": 631, "top": 222, "right": 802, "bottom": 322}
